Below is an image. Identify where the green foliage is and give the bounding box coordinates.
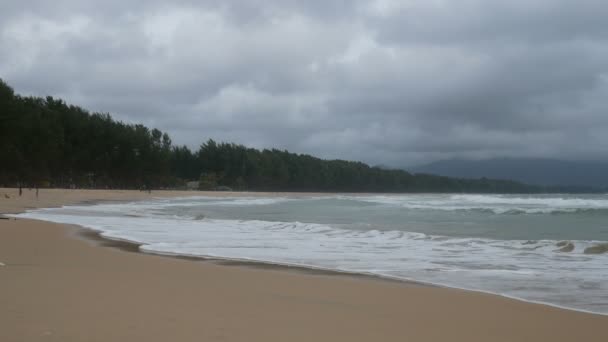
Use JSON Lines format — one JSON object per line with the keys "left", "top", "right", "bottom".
{"left": 0, "top": 79, "right": 564, "bottom": 193}
{"left": 188, "top": 140, "right": 541, "bottom": 193}
{"left": 0, "top": 79, "right": 173, "bottom": 188}
{"left": 199, "top": 172, "right": 219, "bottom": 190}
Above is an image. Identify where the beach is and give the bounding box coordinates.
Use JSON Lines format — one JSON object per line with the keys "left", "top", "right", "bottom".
{"left": 1, "top": 188, "right": 607, "bottom": 341}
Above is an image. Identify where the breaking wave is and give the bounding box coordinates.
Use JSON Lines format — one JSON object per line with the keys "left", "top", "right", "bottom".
{"left": 341, "top": 194, "right": 608, "bottom": 215}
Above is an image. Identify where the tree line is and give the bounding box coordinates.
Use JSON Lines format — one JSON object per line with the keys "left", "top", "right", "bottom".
{"left": 0, "top": 78, "right": 569, "bottom": 193}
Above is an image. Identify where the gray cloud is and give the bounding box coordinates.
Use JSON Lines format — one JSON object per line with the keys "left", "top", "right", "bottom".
{"left": 2, "top": 0, "right": 608, "bottom": 167}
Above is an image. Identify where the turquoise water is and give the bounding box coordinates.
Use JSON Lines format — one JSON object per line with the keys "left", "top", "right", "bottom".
{"left": 169, "top": 194, "right": 608, "bottom": 241}
{"left": 16, "top": 193, "right": 608, "bottom": 314}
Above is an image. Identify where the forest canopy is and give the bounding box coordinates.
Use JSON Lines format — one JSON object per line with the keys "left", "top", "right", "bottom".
{"left": 0, "top": 79, "right": 562, "bottom": 193}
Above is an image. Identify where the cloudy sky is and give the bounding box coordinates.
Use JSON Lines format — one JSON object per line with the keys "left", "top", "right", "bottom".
{"left": 2, "top": 1, "right": 608, "bottom": 167}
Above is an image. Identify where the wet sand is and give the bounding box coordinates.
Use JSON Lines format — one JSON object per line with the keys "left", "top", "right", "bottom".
{"left": 1, "top": 188, "right": 607, "bottom": 341}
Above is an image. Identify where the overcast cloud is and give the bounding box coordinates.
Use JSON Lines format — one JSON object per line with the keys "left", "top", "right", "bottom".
{"left": 2, "top": 0, "right": 608, "bottom": 167}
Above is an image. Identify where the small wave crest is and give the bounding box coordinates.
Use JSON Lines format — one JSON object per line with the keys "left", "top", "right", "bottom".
{"left": 584, "top": 243, "right": 608, "bottom": 254}
{"left": 338, "top": 194, "right": 608, "bottom": 215}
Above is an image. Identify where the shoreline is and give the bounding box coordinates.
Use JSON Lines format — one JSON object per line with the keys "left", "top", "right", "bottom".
{"left": 6, "top": 188, "right": 608, "bottom": 315}
{"left": 71, "top": 220, "right": 608, "bottom": 317}
{"left": 2, "top": 188, "right": 608, "bottom": 341}
{"left": 12, "top": 191, "right": 608, "bottom": 317}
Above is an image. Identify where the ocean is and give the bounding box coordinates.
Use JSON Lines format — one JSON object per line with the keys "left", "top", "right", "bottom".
{"left": 15, "top": 193, "right": 608, "bottom": 314}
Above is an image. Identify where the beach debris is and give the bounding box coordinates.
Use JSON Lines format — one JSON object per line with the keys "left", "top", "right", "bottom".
{"left": 584, "top": 243, "right": 608, "bottom": 254}
{"left": 3, "top": 193, "right": 9, "bottom": 199}
{"left": 555, "top": 241, "right": 574, "bottom": 252}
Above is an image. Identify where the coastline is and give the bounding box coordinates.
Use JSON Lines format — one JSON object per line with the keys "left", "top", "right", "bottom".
{"left": 2, "top": 188, "right": 607, "bottom": 341}
{"left": 73, "top": 223, "right": 608, "bottom": 317}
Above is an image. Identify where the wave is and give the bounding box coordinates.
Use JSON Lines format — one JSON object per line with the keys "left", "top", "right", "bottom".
{"left": 45, "top": 196, "right": 293, "bottom": 215}
{"left": 97, "top": 193, "right": 608, "bottom": 215}
{"left": 449, "top": 194, "right": 608, "bottom": 207}
{"left": 403, "top": 205, "right": 608, "bottom": 215}
{"left": 584, "top": 243, "right": 608, "bottom": 254}
{"left": 337, "top": 194, "right": 608, "bottom": 215}
{"left": 156, "top": 196, "right": 293, "bottom": 207}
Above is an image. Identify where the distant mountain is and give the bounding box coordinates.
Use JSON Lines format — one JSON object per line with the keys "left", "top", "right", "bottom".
{"left": 412, "top": 158, "right": 608, "bottom": 189}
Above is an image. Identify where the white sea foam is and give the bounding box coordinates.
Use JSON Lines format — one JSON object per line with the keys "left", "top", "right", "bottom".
{"left": 169, "top": 196, "right": 292, "bottom": 206}
{"left": 338, "top": 194, "right": 608, "bottom": 214}
{"left": 44, "top": 196, "right": 292, "bottom": 218}
{"left": 13, "top": 195, "right": 608, "bottom": 315}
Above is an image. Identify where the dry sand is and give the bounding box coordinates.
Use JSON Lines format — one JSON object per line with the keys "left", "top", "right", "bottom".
{"left": 1, "top": 188, "right": 607, "bottom": 341}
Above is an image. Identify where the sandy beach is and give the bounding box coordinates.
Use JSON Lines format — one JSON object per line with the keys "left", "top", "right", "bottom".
{"left": 1, "top": 188, "right": 607, "bottom": 341}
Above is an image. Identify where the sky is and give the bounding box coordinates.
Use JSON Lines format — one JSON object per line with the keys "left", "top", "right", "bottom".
{"left": 2, "top": 0, "right": 608, "bottom": 168}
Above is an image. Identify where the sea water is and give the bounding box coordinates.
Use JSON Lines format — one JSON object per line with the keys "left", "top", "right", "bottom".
{"left": 15, "top": 193, "right": 608, "bottom": 314}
